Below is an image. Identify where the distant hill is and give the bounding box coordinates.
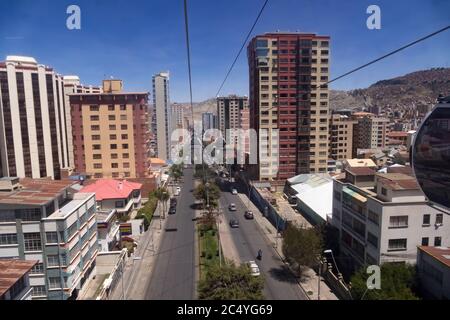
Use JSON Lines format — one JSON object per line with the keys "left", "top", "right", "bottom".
{"left": 330, "top": 67, "right": 450, "bottom": 110}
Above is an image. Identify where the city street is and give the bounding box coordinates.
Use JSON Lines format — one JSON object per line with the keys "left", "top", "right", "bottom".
{"left": 217, "top": 178, "right": 308, "bottom": 300}
{"left": 144, "top": 167, "right": 197, "bottom": 299}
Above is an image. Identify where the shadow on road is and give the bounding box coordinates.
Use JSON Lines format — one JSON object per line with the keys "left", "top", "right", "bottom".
{"left": 268, "top": 265, "right": 299, "bottom": 284}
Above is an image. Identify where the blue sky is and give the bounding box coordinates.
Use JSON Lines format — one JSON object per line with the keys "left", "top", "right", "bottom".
{"left": 0, "top": 0, "right": 449, "bottom": 102}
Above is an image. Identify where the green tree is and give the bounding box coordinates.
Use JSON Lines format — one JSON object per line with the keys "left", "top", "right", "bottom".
{"left": 154, "top": 187, "right": 170, "bottom": 219}
{"left": 350, "top": 263, "right": 420, "bottom": 300}
{"left": 198, "top": 262, "right": 264, "bottom": 300}
{"left": 194, "top": 164, "right": 216, "bottom": 182}
{"left": 282, "top": 223, "right": 323, "bottom": 276}
{"left": 169, "top": 164, "right": 183, "bottom": 183}
{"left": 194, "top": 182, "right": 221, "bottom": 209}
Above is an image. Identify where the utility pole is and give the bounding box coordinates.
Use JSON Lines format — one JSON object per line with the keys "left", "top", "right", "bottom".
{"left": 318, "top": 259, "right": 321, "bottom": 301}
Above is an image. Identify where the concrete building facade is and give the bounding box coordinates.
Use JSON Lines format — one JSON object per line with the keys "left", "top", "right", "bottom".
{"left": 0, "top": 56, "right": 72, "bottom": 179}
{"left": 0, "top": 178, "right": 98, "bottom": 300}
{"left": 70, "top": 81, "right": 149, "bottom": 179}
{"left": 248, "top": 33, "right": 330, "bottom": 180}
{"left": 331, "top": 170, "right": 450, "bottom": 275}
{"left": 352, "top": 113, "right": 389, "bottom": 156}
{"left": 329, "top": 114, "right": 356, "bottom": 161}
{"left": 152, "top": 72, "right": 171, "bottom": 161}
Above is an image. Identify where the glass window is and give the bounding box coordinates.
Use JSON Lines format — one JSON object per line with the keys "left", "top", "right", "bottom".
{"left": 108, "top": 105, "right": 115, "bottom": 111}
{"left": 421, "top": 237, "right": 429, "bottom": 246}
{"left": 389, "top": 216, "right": 408, "bottom": 228}
{"left": 47, "top": 255, "right": 59, "bottom": 267}
{"left": 423, "top": 214, "right": 431, "bottom": 225}
{"left": 115, "top": 201, "right": 124, "bottom": 208}
{"left": 45, "top": 232, "right": 58, "bottom": 244}
{"left": 436, "top": 213, "right": 443, "bottom": 225}
{"left": 30, "top": 263, "right": 44, "bottom": 274}
{"left": 48, "top": 277, "right": 61, "bottom": 289}
{"left": 31, "top": 285, "right": 46, "bottom": 297}
{"left": 108, "top": 115, "right": 116, "bottom": 121}
{"left": 110, "top": 144, "right": 117, "bottom": 150}
{"left": 23, "top": 233, "right": 42, "bottom": 251}
{"left": 0, "top": 233, "right": 18, "bottom": 245}
{"left": 109, "top": 124, "right": 116, "bottom": 130}
{"left": 89, "top": 105, "right": 99, "bottom": 111}
{"left": 367, "top": 232, "right": 378, "bottom": 248}
{"left": 434, "top": 237, "right": 442, "bottom": 246}
{"left": 388, "top": 239, "right": 407, "bottom": 251}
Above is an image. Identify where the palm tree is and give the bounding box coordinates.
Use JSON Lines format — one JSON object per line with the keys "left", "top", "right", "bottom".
{"left": 154, "top": 187, "right": 170, "bottom": 219}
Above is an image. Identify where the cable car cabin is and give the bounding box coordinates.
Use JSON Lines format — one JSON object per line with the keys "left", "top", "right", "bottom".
{"left": 412, "top": 95, "right": 450, "bottom": 211}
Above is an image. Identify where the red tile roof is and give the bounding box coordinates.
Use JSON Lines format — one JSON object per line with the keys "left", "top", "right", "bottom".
{"left": 80, "top": 179, "right": 142, "bottom": 201}
{"left": 0, "top": 260, "right": 38, "bottom": 297}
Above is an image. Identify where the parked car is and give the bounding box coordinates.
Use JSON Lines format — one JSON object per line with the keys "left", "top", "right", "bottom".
{"left": 228, "top": 203, "right": 236, "bottom": 211}
{"left": 170, "top": 197, "right": 177, "bottom": 207}
{"left": 246, "top": 261, "right": 260, "bottom": 276}
{"left": 231, "top": 188, "right": 238, "bottom": 195}
{"left": 169, "top": 206, "right": 176, "bottom": 215}
{"left": 229, "top": 219, "right": 239, "bottom": 228}
{"left": 244, "top": 211, "right": 254, "bottom": 219}
{"left": 174, "top": 186, "right": 181, "bottom": 196}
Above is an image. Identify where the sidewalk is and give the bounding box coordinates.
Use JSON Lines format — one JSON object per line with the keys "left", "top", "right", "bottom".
{"left": 237, "top": 193, "right": 338, "bottom": 300}
{"left": 109, "top": 199, "right": 169, "bottom": 300}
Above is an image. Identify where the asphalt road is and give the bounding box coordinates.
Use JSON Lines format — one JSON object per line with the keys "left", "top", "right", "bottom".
{"left": 144, "top": 167, "right": 197, "bottom": 300}
{"left": 217, "top": 178, "right": 308, "bottom": 300}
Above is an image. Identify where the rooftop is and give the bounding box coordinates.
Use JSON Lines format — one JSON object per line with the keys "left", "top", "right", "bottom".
{"left": 387, "top": 131, "right": 409, "bottom": 138}
{"left": 419, "top": 246, "right": 450, "bottom": 268}
{"left": 0, "top": 179, "right": 75, "bottom": 206}
{"left": 346, "top": 167, "right": 376, "bottom": 176}
{"left": 46, "top": 193, "right": 94, "bottom": 219}
{"left": 344, "top": 158, "right": 377, "bottom": 168}
{"left": 0, "top": 260, "right": 38, "bottom": 297}
{"left": 376, "top": 173, "right": 419, "bottom": 190}
{"left": 80, "top": 179, "right": 142, "bottom": 201}
{"left": 5, "top": 55, "right": 37, "bottom": 65}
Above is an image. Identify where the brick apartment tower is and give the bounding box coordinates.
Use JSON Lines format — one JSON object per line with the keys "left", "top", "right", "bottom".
{"left": 70, "top": 80, "right": 150, "bottom": 179}
{"left": 248, "top": 32, "right": 330, "bottom": 181}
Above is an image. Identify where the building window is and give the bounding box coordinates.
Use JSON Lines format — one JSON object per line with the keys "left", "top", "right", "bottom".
{"left": 110, "top": 134, "right": 117, "bottom": 140}
{"left": 47, "top": 255, "right": 59, "bottom": 267}
{"left": 92, "top": 135, "right": 100, "bottom": 141}
{"left": 108, "top": 105, "right": 115, "bottom": 111}
{"left": 89, "top": 105, "right": 99, "bottom": 111}
{"left": 121, "top": 125, "right": 128, "bottom": 130}
{"left": 108, "top": 115, "right": 116, "bottom": 121}
{"left": 109, "top": 124, "right": 116, "bottom": 130}
{"left": 93, "top": 163, "right": 102, "bottom": 169}
{"left": 94, "top": 173, "right": 103, "bottom": 178}
{"left": 91, "top": 125, "right": 100, "bottom": 131}
{"left": 436, "top": 213, "right": 443, "bottom": 225}
{"left": 90, "top": 115, "right": 99, "bottom": 121}
{"left": 388, "top": 239, "right": 407, "bottom": 251}
{"left": 112, "top": 172, "right": 119, "bottom": 178}
{"left": 120, "top": 104, "right": 126, "bottom": 111}
{"left": 423, "top": 214, "right": 431, "bottom": 226}
{"left": 434, "top": 237, "right": 442, "bottom": 247}
{"left": 0, "top": 233, "right": 18, "bottom": 245}
{"left": 23, "top": 233, "right": 42, "bottom": 251}
{"left": 93, "top": 144, "right": 101, "bottom": 150}
{"left": 48, "top": 277, "right": 61, "bottom": 289}
{"left": 122, "top": 144, "right": 129, "bottom": 149}
{"left": 421, "top": 237, "right": 429, "bottom": 246}
{"left": 93, "top": 154, "right": 102, "bottom": 160}
{"left": 111, "top": 163, "right": 119, "bottom": 169}
{"left": 367, "top": 232, "right": 378, "bottom": 248}
{"left": 110, "top": 144, "right": 117, "bottom": 150}
{"left": 45, "top": 232, "right": 58, "bottom": 244}
{"left": 389, "top": 216, "right": 408, "bottom": 228}
{"left": 123, "top": 162, "right": 130, "bottom": 168}
{"left": 381, "top": 187, "right": 387, "bottom": 196}
{"left": 30, "top": 263, "right": 44, "bottom": 274}
{"left": 120, "top": 115, "right": 127, "bottom": 121}
{"left": 115, "top": 201, "right": 124, "bottom": 208}
{"left": 31, "top": 285, "right": 46, "bottom": 297}
{"left": 121, "top": 134, "right": 128, "bottom": 140}
{"left": 124, "top": 172, "right": 131, "bottom": 178}
{"left": 122, "top": 153, "right": 129, "bottom": 159}
{"left": 111, "top": 153, "right": 118, "bottom": 159}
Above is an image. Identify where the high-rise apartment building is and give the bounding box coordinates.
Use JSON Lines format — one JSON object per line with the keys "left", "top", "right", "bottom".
{"left": 63, "top": 76, "right": 102, "bottom": 170}
{"left": 248, "top": 33, "right": 330, "bottom": 181}
{"left": 0, "top": 177, "right": 98, "bottom": 300}
{"left": 171, "top": 103, "right": 185, "bottom": 130}
{"left": 0, "top": 56, "right": 72, "bottom": 179}
{"left": 70, "top": 80, "right": 149, "bottom": 179}
{"left": 352, "top": 112, "right": 389, "bottom": 156}
{"left": 329, "top": 114, "right": 356, "bottom": 161}
{"left": 152, "top": 72, "right": 171, "bottom": 161}
{"left": 202, "top": 112, "right": 216, "bottom": 132}
{"left": 217, "top": 95, "right": 249, "bottom": 146}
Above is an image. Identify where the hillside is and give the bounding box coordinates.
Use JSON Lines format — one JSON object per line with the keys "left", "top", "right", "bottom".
{"left": 330, "top": 67, "right": 450, "bottom": 110}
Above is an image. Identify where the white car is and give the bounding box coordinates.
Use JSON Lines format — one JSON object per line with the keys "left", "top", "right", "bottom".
{"left": 247, "top": 261, "right": 260, "bottom": 277}
{"left": 174, "top": 186, "right": 181, "bottom": 196}
{"left": 231, "top": 188, "right": 238, "bottom": 195}
{"left": 228, "top": 203, "right": 236, "bottom": 211}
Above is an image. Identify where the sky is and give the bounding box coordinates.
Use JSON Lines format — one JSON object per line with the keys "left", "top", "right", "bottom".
{"left": 0, "top": 0, "right": 449, "bottom": 102}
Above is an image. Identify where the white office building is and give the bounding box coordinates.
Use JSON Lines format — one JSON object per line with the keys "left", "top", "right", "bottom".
{"left": 152, "top": 72, "right": 171, "bottom": 161}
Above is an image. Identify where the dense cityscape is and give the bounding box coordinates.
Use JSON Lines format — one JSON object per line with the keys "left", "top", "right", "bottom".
{"left": 0, "top": 0, "right": 449, "bottom": 305}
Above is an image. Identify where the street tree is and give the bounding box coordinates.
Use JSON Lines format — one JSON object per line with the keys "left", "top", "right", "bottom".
{"left": 154, "top": 187, "right": 170, "bottom": 219}
{"left": 194, "top": 182, "right": 221, "bottom": 209}
{"left": 350, "top": 263, "right": 420, "bottom": 300}
{"left": 198, "top": 262, "right": 264, "bottom": 300}
{"left": 282, "top": 222, "right": 323, "bottom": 276}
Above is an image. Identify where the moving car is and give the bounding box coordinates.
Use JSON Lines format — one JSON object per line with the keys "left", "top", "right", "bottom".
{"left": 244, "top": 211, "right": 254, "bottom": 219}
{"left": 229, "top": 219, "right": 239, "bottom": 228}
{"left": 231, "top": 188, "right": 238, "bottom": 195}
{"left": 246, "top": 261, "right": 260, "bottom": 276}
{"left": 228, "top": 203, "right": 236, "bottom": 211}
